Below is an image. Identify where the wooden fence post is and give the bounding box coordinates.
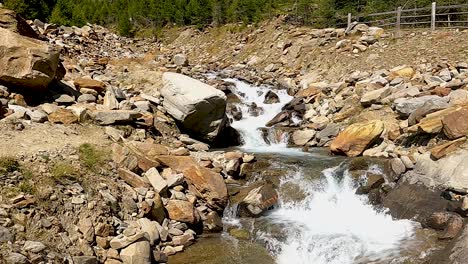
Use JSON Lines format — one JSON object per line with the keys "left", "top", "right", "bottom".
{"left": 347, "top": 13, "right": 352, "bottom": 28}
{"left": 431, "top": 2, "right": 436, "bottom": 31}
{"left": 396, "top": 7, "right": 402, "bottom": 37}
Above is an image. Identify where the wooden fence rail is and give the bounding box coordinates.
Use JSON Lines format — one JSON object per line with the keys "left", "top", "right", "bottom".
{"left": 346, "top": 2, "right": 468, "bottom": 33}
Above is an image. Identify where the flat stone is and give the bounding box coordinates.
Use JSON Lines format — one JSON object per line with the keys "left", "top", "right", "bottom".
{"left": 27, "top": 109, "right": 48, "bottom": 122}
{"left": 118, "top": 168, "right": 149, "bottom": 189}
{"left": 6, "top": 253, "right": 28, "bottom": 264}
{"left": 144, "top": 168, "right": 168, "bottom": 195}
{"left": 72, "top": 256, "right": 98, "bottom": 264}
{"left": 48, "top": 108, "right": 78, "bottom": 124}
{"left": 55, "top": 94, "right": 75, "bottom": 104}
{"left": 77, "top": 94, "right": 96, "bottom": 103}
{"left": 110, "top": 232, "right": 145, "bottom": 250}
{"left": 74, "top": 77, "right": 106, "bottom": 93}
{"left": 23, "top": 241, "right": 46, "bottom": 253}
{"left": 92, "top": 110, "right": 141, "bottom": 125}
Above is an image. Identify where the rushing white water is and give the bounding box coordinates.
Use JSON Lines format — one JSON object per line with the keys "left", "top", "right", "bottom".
{"left": 266, "top": 166, "right": 417, "bottom": 264}
{"left": 220, "top": 77, "right": 417, "bottom": 264}
{"left": 224, "top": 78, "right": 296, "bottom": 153}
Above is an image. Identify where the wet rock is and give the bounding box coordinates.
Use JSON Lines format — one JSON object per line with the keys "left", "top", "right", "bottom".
{"left": 292, "top": 129, "right": 316, "bottom": 146}
{"left": 229, "top": 228, "right": 250, "bottom": 240}
{"left": 161, "top": 72, "right": 227, "bottom": 143}
{"left": 330, "top": 120, "right": 384, "bottom": 157}
{"left": 264, "top": 90, "right": 280, "bottom": 104}
{"left": 266, "top": 110, "right": 290, "bottom": 127}
{"left": 204, "top": 211, "right": 223, "bottom": 232}
{"left": 248, "top": 102, "right": 264, "bottom": 117}
{"left": 238, "top": 184, "right": 278, "bottom": 217}
{"left": 448, "top": 224, "right": 468, "bottom": 263}
{"left": 166, "top": 200, "right": 198, "bottom": 224}
{"left": 356, "top": 173, "right": 385, "bottom": 194}
{"left": 426, "top": 212, "right": 463, "bottom": 239}
{"left": 383, "top": 182, "right": 451, "bottom": 222}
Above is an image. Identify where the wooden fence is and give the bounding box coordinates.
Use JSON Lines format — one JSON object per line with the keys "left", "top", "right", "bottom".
{"left": 344, "top": 2, "right": 468, "bottom": 33}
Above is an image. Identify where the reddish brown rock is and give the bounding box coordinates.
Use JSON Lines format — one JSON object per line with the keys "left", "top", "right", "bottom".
{"left": 426, "top": 212, "right": 463, "bottom": 239}
{"left": 74, "top": 77, "right": 106, "bottom": 93}
{"left": 296, "top": 87, "right": 320, "bottom": 98}
{"left": 117, "top": 168, "right": 149, "bottom": 188}
{"left": 48, "top": 109, "right": 77, "bottom": 124}
{"left": 157, "top": 156, "right": 228, "bottom": 211}
{"left": 330, "top": 120, "right": 384, "bottom": 157}
{"left": 165, "top": 200, "right": 198, "bottom": 224}
{"left": 442, "top": 109, "right": 468, "bottom": 139}
{"left": 430, "top": 137, "right": 467, "bottom": 160}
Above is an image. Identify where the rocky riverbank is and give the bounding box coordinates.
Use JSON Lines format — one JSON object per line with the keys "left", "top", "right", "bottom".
{"left": 0, "top": 7, "right": 468, "bottom": 264}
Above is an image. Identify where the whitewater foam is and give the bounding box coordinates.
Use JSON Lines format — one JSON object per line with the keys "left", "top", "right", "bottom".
{"left": 269, "top": 166, "right": 417, "bottom": 264}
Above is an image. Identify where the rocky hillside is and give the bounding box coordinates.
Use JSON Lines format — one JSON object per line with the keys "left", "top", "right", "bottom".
{"left": 0, "top": 6, "right": 468, "bottom": 264}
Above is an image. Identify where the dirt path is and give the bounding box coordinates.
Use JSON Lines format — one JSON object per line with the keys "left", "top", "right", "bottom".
{"left": 0, "top": 122, "right": 111, "bottom": 156}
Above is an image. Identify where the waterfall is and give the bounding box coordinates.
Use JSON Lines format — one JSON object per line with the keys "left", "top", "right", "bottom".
{"left": 217, "top": 77, "right": 418, "bottom": 264}
{"left": 266, "top": 165, "right": 417, "bottom": 264}
{"left": 224, "top": 78, "right": 296, "bottom": 152}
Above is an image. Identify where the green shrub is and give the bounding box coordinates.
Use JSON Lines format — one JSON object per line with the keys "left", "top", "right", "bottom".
{"left": 0, "top": 156, "right": 20, "bottom": 173}
{"left": 78, "top": 143, "right": 106, "bottom": 170}
{"left": 19, "top": 181, "right": 35, "bottom": 194}
{"left": 51, "top": 162, "right": 76, "bottom": 179}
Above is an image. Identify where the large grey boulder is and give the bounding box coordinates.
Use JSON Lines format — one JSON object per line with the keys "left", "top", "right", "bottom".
{"left": 394, "top": 95, "right": 449, "bottom": 117}
{"left": 402, "top": 150, "right": 468, "bottom": 191}
{"left": 161, "top": 72, "right": 227, "bottom": 142}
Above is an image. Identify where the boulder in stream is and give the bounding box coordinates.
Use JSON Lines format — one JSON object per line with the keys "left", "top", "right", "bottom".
{"left": 263, "top": 90, "right": 280, "bottom": 104}
{"left": 238, "top": 184, "right": 278, "bottom": 217}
